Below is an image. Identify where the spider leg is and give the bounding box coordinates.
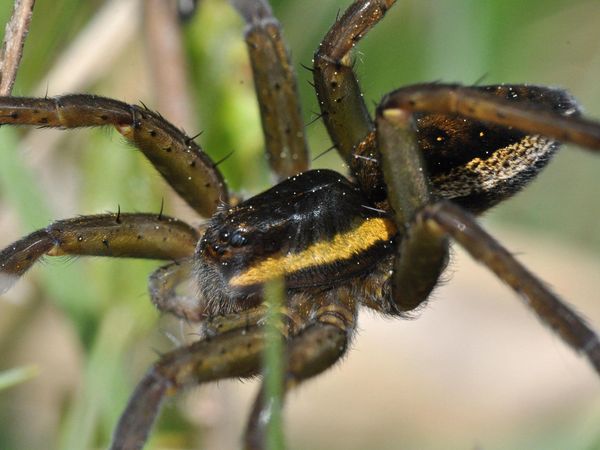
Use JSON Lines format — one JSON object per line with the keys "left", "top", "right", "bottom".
{"left": 149, "top": 257, "right": 203, "bottom": 320}
{"left": 110, "top": 324, "right": 266, "bottom": 450}
{"left": 376, "top": 105, "right": 600, "bottom": 373}
{"left": 375, "top": 105, "right": 449, "bottom": 312}
{"left": 232, "top": 0, "right": 309, "bottom": 178}
{"left": 419, "top": 200, "right": 600, "bottom": 374}
{"left": 313, "top": 0, "right": 394, "bottom": 165}
{"left": 0, "top": 212, "right": 198, "bottom": 294}
{"left": 244, "top": 296, "right": 354, "bottom": 450}
{"left": 374, "top": 81, "right": 599, "bottom": 312}
{"left": 148, "top": 257, "right": 271, "bottom": 324}
{"left": 380, "top": 83, "right": 600, "bottom": 151}
{"left": 0, "top": 95, "right": 228, "bottom": 216}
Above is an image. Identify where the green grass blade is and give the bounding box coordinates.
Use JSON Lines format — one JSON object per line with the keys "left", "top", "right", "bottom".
{"left": 263, "top": 278, "right": 285, "bottom": 450}
{"left": 0, "top": 365, "right": 39, "bottom": 391}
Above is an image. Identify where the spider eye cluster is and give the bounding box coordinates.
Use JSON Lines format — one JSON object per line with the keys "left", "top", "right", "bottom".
{"left": 229, "top": 230, "right": 248, "bottom": 247}
{"left": 213, "top": 227, "right": 250, "bottom": 252}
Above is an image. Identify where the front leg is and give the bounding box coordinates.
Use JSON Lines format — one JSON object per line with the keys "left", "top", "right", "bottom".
{"left": 0, "top": 95, "right": 228, "bottom": 215}
{"left": 0, "top": 212, "right": 199, "bottom": 293}
{"left": 111, "top": 325, "right": 266, "bottom": 450}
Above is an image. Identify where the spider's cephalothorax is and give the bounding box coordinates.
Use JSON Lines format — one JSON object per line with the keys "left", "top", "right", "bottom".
{"left": 195, "top": 169, "right": 395, "bottom": 314}
{"left": 0, "top": 0, "right": 599, "bottom": 449}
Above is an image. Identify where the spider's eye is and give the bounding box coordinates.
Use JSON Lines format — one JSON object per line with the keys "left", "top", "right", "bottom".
{"left": 229, "top": 230, "right": 248, "bottom": 247}
{"left": 218, "top": 229, "right": 230, "bottom": 242}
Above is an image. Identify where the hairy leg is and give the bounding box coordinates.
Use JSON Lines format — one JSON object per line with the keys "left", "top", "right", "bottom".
{"left": 110, "top": 325, "right": 265, "bottom": 450}
{"left": 313, "top": 0, "right": 395, "bottom": 167}
{"left": 419, "top": 200, "right": 600, "bottom": 374}
{"left": 232, "top": 0, "right": 309, "bottom": 179}
{"left": 376, "top": 98, "right": 448, "bottom": 312}
{"left": 374, "top": 81, "right": 600, "bottom": 311}
{"left": 0, "top": 95, "right": 228, "bottom": 215}
{"left": 0, "top": 212, "right": 199, "bottom": 293}
{"left": 380, "top": 83, "right": 600, "bottom": 152}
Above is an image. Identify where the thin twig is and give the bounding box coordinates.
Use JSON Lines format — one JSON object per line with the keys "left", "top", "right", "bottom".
{"left": 0, "top": 0, "right": 36, "bottom": 96}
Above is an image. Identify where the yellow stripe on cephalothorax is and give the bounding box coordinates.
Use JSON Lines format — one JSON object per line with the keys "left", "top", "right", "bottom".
{"left": 229, "top": 217, "right": 396, "bottom": 287}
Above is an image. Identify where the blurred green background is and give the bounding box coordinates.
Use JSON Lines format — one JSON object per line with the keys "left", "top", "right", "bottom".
{"left": 0, "top": 0, "right": 598, "bottom": 449}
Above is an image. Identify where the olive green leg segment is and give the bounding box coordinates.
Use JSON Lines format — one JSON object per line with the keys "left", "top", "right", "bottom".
{"left": 313, "top": 0, "right": 396, "bottom": 166}
{"left": 110, "top": 326, "right": 266, "bottom": 450}
{"left": 380, "top": 83, "right": 600, "bottom": 152}
{"left": 232, "top": 0, "right": 309, "bottom": 179}
{"left": 0, "top": 95, "right": 228, "bottom": 216}
{"left": 244, "top": 317, "right": 351, "bottom": 449}
{"left": 421, "top": 200, "right": 600, "bottom": 375}
{"left": 376, "top": 108, "right": 449, "bottom": 312}
{"left": 0, "top": 213, "right": 199, "bottom": 294}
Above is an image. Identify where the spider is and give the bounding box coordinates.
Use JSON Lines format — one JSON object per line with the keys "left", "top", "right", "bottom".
{"left": 0, "top": 0, "right": 599, "bottom": 449}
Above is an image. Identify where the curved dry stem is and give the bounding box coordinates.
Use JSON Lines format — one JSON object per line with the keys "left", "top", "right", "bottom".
{"left": 0, "top": 0, "right": 35, "bottom": 95}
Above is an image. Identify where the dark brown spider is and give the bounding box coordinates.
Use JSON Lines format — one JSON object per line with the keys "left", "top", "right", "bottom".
{"left": 0, "top": 0, "right": 599, "bottom": 449}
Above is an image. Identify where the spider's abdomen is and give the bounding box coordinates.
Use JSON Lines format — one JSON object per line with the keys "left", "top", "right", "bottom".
{"left": 421, "top": 85, "right": 580, "bottom": 212}
{"left": 195, "top": 169, "right": 396, "bottom": 305}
